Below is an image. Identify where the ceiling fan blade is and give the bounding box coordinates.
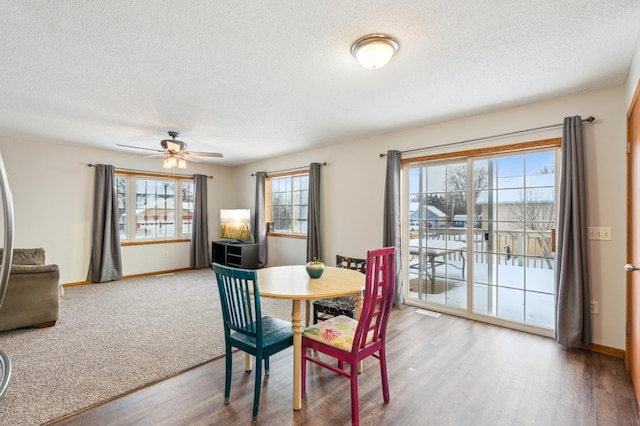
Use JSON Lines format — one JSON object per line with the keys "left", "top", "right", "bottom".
{"left": 142, "top": 153, "right": 166, "bottom": 158}
{"left": 186, "top": 151, "right": 224, "bottom": 158}
{"left": 182, "top": 153, "right": 202, "bottom": 163}
{"left": 117, "top": 144, "right": 164, "bottom": 153}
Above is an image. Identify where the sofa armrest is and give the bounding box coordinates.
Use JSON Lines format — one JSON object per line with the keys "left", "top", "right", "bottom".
{"left": 10, "top": 264, "right": 59, "bottom": 275}
{"left": 0, "top": 263, "right": 60, "bottom": 332}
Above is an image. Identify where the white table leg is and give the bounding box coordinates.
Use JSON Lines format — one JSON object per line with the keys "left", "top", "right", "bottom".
{"left": 291, "top": 300, "right": 303, "bottom": 410}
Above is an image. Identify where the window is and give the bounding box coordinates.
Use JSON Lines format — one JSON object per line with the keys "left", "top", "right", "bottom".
{"left": 116, "top": 172, "right": 194, "bottom": 243}
{"left": 266, "top": 171, "right": 309, "bottom": 235}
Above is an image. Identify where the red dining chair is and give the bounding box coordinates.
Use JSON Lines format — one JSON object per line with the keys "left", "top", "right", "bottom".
{"left": 301, "top": 247, "right": 395, "bottom": 425}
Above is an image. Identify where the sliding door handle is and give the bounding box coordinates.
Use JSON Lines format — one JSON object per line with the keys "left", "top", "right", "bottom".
{"left": 624, "top": 264, "right": 640, "bottom": 272}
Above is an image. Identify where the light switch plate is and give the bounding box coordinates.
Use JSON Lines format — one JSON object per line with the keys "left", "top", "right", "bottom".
{"left": 588, "top": 227, "right": 612, "bottom": 240}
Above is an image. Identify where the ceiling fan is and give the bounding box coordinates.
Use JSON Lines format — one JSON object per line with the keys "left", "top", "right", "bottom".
{"left": 117, "top": 131, "right": 223, "bottom": 169}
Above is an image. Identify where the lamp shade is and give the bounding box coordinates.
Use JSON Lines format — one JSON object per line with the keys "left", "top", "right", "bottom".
{"left": 351, "top": 34, "right": 399, "bottom": 70}
{"left": 163, "top": 156, "right": 178, "bottom": 169}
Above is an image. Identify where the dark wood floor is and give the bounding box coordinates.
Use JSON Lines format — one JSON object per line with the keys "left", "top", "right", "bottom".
{"left": 48, "top": 305, "right": 639, "bottom": 426}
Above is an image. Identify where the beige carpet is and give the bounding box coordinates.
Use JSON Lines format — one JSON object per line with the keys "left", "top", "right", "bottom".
{"left": 0, "top": 269, "right": 291, "bottom": 426}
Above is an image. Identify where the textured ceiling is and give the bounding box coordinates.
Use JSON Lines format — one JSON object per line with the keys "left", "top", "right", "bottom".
{"left": 1, "top": 1, "right": 639, "bottom": 165}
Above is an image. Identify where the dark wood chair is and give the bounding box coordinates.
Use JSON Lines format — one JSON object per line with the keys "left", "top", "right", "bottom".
{"left": 302, "top": 247, "right": 395, "bottom": 425}
{"left": 312, "top": 255, "right": 367, "bottom": 323}
{"left": 212, "top": 263, "right": 294, "bottom": 423}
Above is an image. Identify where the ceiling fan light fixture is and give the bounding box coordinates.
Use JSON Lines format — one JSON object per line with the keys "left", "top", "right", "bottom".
{"left": 118, "top": 130, "right": 223, "bottom": 169}
{"left": 351, "top": 34, "right": 399, "bottom": 70}
{"left": 163, "top": 155, "right": 178, "bottom": 169}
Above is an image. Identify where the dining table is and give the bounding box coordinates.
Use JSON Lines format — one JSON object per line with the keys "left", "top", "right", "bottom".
{"left": 256, "top": 265, "right": 365, "bottom": 411}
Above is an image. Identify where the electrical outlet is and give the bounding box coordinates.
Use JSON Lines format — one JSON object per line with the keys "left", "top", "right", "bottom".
{"left": 163, "top": 251, "right": 169, "bottom": 257}
{"left": 590, "top": 301, "right": 599, "bottom": 314}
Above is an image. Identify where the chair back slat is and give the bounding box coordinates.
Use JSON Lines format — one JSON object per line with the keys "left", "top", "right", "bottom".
{"left": 213, "top": 263, "right": 262, "bottom": 341}
{"left": 336, "top": 255, "right": 367, "bottom": 275}
{"left": 353, "top": 247, "right": 395, "bottom": 351}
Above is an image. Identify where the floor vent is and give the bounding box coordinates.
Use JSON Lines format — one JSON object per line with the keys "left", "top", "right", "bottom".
{"left": 415, "top": 309, "right": 441, "bottom": 318}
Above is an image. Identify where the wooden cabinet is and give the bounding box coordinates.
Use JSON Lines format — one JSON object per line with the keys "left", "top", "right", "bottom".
{"left": 212, "top": 241, "right": 259, "bottom": 269}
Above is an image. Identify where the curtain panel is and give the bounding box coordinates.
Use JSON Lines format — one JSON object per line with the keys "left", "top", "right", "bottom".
{"left": 87, "top": 164, "right": 122, "bottom": 283}
{"left": 190, "top": 174, "right": 210, "bottom": 269}
{"left": 254, "top": 172, "right": 268, "bottom": 268}
{"left": 554, "top": 116, "right": 592, "bottom": 347}
{"left": 383, "top": 150, "right": 403, "bottom": 305}
{"left": 306, "top": 163, "right": 322, "bottom": 262}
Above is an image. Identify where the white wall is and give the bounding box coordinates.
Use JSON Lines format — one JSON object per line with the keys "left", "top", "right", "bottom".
{"left": 234, "top": 86, "right": 628, "bottom": 350}
{"left": 0, "top": 136, "right": 233, "bottom": 283}
{"left": 626, "top": 31, "right": 640, "bottom": 110}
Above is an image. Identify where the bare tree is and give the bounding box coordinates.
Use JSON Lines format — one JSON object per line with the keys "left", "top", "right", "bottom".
{"left": 182, "top": 182, "right": 194, "bottom": 203}
{"left": 446, "top": 165, "right": 488, "bottom": 217}
{"left": 507, "top": 188, "right": 555, "bottom": 268}
{"left": 535, "top": 165, "right": 554, "bottom": 175}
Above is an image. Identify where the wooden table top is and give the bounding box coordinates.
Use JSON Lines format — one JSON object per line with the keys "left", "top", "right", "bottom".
{"left": 256, "top": 265, "right": 365, "bottom": 300}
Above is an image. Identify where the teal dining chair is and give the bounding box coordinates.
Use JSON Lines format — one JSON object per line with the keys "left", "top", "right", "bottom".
{"left": 302, "top": 247, "right": 395, "bottom": 426}
{"left": 213, "top": 263, "right": 294, "bottom": 423}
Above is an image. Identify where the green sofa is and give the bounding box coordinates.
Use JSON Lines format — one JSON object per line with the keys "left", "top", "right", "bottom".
{"left": 0, "top": 248, "right": 61, "bottom": 332}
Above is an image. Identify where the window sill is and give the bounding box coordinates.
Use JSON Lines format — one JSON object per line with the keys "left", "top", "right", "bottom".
{"left": 266, "top": 232, "right": 306, "bottom": 240}
{"left": 121, "top": 239, "right": 191, "bottom": 246}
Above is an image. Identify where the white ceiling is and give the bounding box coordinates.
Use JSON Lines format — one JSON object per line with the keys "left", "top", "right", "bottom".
{"left": 1, "top": 1, "right": 639, "bottom": 166}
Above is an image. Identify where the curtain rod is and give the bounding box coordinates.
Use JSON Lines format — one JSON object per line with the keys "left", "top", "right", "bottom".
{"left": 379, "top": 116, "right": 596, "bottom": 157}
{"left": 251, "top": 162, "right": 327, "bottom": 176}
{"left": 87, "top": 164, "right": 213, "bottom": 178}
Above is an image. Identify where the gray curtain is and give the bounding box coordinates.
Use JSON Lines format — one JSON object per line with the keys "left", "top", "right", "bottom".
{"left": 306, "top": 163, "right": 322, "bottom": 262}
{"left": 554, "top": 116, "right": 592, "bottom": 347}
{"left": 383, "top": 150, "right": 403, "bottom": 305}
{"left": 87, "top": 164, "right": 122, "bottom": 283}
{"left": 190, "top": 174, "right": 210, "bottom": 269}
{"left": 254, "top": 172, "right": 268, "bottom": 268}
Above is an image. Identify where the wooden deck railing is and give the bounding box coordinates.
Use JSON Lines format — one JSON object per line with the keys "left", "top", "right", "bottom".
{"left": 409, "top": 228, "right": 554, "bottom": 269}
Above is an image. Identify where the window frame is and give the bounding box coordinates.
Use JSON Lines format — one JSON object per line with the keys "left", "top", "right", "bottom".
{"left": 115, "top": 171, "right": 194, "bottom": 246}
{"left": 265, "top": 169, "right": 309, "bottom": 239}
{"left": 401, "top": 137, "right": 561, "bottom": 335}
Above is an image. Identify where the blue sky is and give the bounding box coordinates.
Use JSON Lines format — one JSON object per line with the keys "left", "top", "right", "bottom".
{"left": 408, "top": 150, "right": 557, "bottom": 194}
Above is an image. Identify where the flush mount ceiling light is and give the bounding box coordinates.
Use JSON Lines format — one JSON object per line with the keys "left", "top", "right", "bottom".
{"left": 351, "top": 34, "right": 399, "bottom": 70}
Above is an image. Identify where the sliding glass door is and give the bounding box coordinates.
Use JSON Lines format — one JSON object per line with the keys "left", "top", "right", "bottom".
{"left": 406, "top": 160, "right": 470, "bottom": 310}
{"left": 405, "top": 145, "right": 558, "bottom": 333}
